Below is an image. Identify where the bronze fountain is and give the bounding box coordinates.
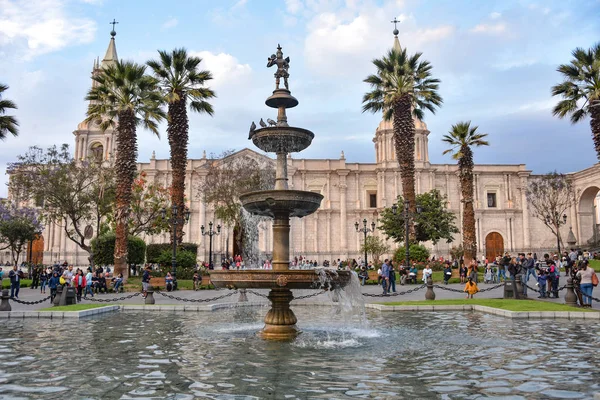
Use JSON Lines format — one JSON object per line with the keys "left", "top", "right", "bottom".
{"left": 210, "top": 44, "right": 351, "bottom": 340}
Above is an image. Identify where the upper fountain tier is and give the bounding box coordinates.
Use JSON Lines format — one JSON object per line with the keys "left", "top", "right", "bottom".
{"left": 248, "top": 44, "right": 314, "bottom": 155}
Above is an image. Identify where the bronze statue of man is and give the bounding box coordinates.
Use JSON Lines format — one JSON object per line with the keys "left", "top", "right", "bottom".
{"left": 267, "top": 44, "right": 290, "bottom": 90}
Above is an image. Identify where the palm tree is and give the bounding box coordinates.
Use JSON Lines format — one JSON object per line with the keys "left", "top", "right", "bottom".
{"left": 147, "top": 48, "right": 215, "bottom": 243}
{"left": 0, "top": 84, "right": 19, "bottom": 140}
{"left": 85, "top": 61, "right": 165, "bottom": 279}
{"left": 552, "top": 43, "right": 600, "bottom": 160}
{"left": 442, "top": 121, "right": 489, "bottom": 262}
{"left": 362, "top": 48, "right": 442, "bottom": 239}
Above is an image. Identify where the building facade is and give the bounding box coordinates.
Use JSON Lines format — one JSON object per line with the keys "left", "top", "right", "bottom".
{"left": 13, "top": 33, "right": 600, "bottom": 266}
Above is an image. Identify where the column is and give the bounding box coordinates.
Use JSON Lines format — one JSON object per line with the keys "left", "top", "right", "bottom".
{"left": 394, "top": 171, "right": 398, "bottom": 200}
{"left": 314, "top": 213, "right": 319, "bottom": 256}
{"left": 381, "top": 171, "right": 386, "bottom": 206}
{"left": 301, "top": 172, "right": 306, "bottom": 253}
{"left": 570, "top": 201, "right": 579, "bottom": 245}
{"left": 355, "top": 172, "right": 360, "bottom": 208}
{"left": 339, "top": 171, "right": 348, "bottom": 254}
{"left": 416, "top": 171, "right": 421, "bottom": 194}
{"left": 326, "top": 211, "right": 331, "bottom": 256}
{"left": 520, "top": 175, "right": 530, "bottom": 249}
{"left": 74, "top": 136, "right": 80, "bottom": 160}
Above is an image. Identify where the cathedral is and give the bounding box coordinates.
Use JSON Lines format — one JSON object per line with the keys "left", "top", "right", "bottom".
{"left": 15, "top": 32, "right": 600, "bottom": 266}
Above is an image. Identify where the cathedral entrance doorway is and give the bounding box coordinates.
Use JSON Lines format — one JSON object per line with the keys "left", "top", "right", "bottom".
{"left": 27, "top": 235, "right": 44, "bottom": 265}
{"left": 485, "top": 232, "right": 503, "bottom": 261}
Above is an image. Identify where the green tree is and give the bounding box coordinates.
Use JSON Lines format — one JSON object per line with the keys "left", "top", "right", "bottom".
{"left": 378, "top": 190, "right": 459, "bottom": 245}
{"left": 442, "top": 121, "right": 489, "bottom": 262}
{"left": 551, "top": 43, "right": 600, "bottom": 160}
{"left": 0, "top": 83, "right": 18, "bottom": 140}
{"left": 360, "top": 236, "right": 390, "bottom": 265}
{"left": 90, "top": 232, "right": 146, "bottom": 267}
{"left": 0, "top": 203, "right": 42, "bottom": 265}
{"left": 8, "top": 144, "right": 115, "bottom": 262}
{"left": 156, "top": 249, "right": 197, "bottom": 279}
{"left": 85, "top": 61, "right": 166, "bottom": 279}
{"left": 147, "top": 48, "right": 215, "bottom": 243}
{"left": 363, "top": 47, "right": 442, "bottom": 238}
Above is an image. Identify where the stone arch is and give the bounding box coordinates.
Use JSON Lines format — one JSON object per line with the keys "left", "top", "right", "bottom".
{"left": 578, "top": 185, "right": 600, "bottom": 246}
{"left": 484, "top": 230, "right": 505, "bottom": 262}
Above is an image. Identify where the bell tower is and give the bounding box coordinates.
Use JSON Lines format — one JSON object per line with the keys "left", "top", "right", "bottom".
{"left": 373, "top": 25, "right": 431, "bottom": 168}
{"left": 73, "top": 23, "right": 119, "bottom": 162}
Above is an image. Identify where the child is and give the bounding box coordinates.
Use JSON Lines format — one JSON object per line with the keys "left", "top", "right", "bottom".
{"left": 464, "top": 276, "right": 479, "bottom": 299}
{"left": 484, "top": 265, "right": 493, "bottom": 284}
{"left": 537, "top": 271, "right": 548, "bottom": 298}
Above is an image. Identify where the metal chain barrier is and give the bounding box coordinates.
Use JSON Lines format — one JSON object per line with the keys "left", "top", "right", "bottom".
{"left": 154, "top": 290, "right": 238, "bottom": 303}
{"left": 362, "top": 284, "right": 426, "bottom": 297}
{"left": 479, "top": 283, "right": 506, "bottom": 293}
{"left": 10, "top": 295, "right": 52, "bottom": 305}
{"left": 81, "top": 292, "right": 142, "bottom": 303}
{"left": 580, "top": 291, "right": 600, "bottom": 303}
{"left": 246, "top": 290, "right": 269, "bottom": 299}
{"left": 432, "top": 284, "right": 464, "bottom": 293}
{"left": 292, "top": 290, "right": 328, "bottom": 301}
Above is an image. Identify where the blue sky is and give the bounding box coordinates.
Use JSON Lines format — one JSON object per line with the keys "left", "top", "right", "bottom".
{"left": 1, "top": 0, "right": 599, "bottom": 197}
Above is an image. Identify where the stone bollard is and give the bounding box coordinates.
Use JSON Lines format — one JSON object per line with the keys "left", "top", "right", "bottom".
{"left": 425, "top": 277, "right": 436, "bottom": 300}
{"left": 515, "top": 275, "right": 524, "bottom": 299}
{"left": 238, "top": 288, "right": 248, "bottom": 302}
{"left": 65, "top": 287, "right": 77, "bottom": 305}
{"left": 503, "top": 281, "right": 514, "bottom": 299}
{"left": 564, "top": 277, "right": 578, "bottom": 307}
{"left": 145, "top": 286, "right": 156, "bottom": 305}
{"left": 0, "top": 289, "right": 11, "bottom": 311}
{"left": 53, "top": 285, "right": 63, "bottom": 306}
{"left": 59, "top": 285, "right": 68, "bottom": 306}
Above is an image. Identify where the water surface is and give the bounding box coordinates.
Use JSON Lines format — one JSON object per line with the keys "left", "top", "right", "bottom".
{"left": 0, "top": 308, "right": 598, "bottom": 399}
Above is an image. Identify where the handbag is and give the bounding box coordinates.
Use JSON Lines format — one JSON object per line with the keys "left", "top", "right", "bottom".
{"left": 592, "top": 272, "right": 598, "bottom": 287}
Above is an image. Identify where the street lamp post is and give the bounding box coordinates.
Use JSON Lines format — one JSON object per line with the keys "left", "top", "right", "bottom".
{"left": 392, "top": 200, "right": 422, "bottom": 270}
{"left": 161, "top": 205, "right": 191, "bottom": 289}
{"left": 355, "top": 218, "right": 376, "bottom": 267}
{"left": 546, "top": 212, "right": 567, "bottom": 256}
{"left": 201, "top": 221, "right": 221, "bottom": 269}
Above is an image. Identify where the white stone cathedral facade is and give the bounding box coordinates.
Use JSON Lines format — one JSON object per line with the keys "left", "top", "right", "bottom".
{"left": 13, "top": 34, "right": 600, "bottom": 266}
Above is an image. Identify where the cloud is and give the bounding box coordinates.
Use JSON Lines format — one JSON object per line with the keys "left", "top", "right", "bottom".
{"left": 490, "top": 12, "right": 501, "bottom": 19}
{"left": 0, "top": 0, "right": 96, "bottom": 60}
{"left": 232, "top": 0, "right": 247, "bottom": 9}
{"left": 286, "top": 0, "right": 303, "bottom": 14}
{"left": 188, "top": 51, "right": 252, "bottom": 89}
{"left": 470, "top": 22, "right": 507, "bottom": 34}
{"left": 161, "top": 17, "right": 178, "bottom": 30}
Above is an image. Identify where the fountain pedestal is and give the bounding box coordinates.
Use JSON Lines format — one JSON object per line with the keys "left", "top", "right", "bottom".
{"left": 260, "top": 288, "right": 299, "bottom": 340}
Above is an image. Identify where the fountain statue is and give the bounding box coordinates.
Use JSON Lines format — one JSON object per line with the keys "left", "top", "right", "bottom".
{"left": 210, "top": 44, "right": 351, "bottom": 340}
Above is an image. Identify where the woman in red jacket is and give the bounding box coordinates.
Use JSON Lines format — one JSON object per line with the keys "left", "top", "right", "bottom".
{"left": 72, "top": 269, "right": 87, "bottom": 302}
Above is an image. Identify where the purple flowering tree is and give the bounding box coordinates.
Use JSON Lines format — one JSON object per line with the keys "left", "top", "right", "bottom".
{"left": 0, "top": 203, "right": 43, "bottom": 265}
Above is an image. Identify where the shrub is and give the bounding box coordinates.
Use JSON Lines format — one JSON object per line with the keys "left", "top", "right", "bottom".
{"left": 393, "top": 244, "right": 430, "bottom": 264}
{"left": 91, "top": 233, "right": 146, "bottom": 266}
{"left": 156, "top": 250, "right": 197, "bottom": 279}
{"left": 147, "top": 242, "right": 198, "bottom": 263}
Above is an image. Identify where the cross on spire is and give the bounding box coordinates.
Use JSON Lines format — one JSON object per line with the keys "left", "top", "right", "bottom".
{"left": 391, "top": 17, "right": 400, "bottom": 35}
{"left": 109, "top": 18, "right": 119, "bottom": 37}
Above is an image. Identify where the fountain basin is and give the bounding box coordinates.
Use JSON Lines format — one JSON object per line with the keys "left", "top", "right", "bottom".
{"left": 249, "top": 126, "right": 314, "bottom": 153}
{"left": 210, "top": 269, "right": 352, "bottom": 290}
{"left": 240, "top": 190, "right": 323, "bottom": 218}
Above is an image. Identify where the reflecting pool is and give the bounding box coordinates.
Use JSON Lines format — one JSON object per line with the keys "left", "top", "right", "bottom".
{"left": 1, "top": 307, "right": 599, "bottom": 399}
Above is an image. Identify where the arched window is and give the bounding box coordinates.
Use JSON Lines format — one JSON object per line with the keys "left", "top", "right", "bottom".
{"left": 90, "top": 142, "right": 104, "bottom": 162}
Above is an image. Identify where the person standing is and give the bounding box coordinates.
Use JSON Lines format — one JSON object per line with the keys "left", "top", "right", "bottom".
{"left": 142, "top": 266, "right": 151, "bottom": 298}
{"left": 72, "top": 269, "right": 86, "bottom": 302}
{"left": 380, "top": 259, "right": 390, "bottom": 295}
{"left": 388, "top": 261, "right": 396, "bottom": 293}
{"left": 576, "top": 260, "right": 596, "bottom": 307}
{"left": 48, "top": 271, "right": 60, "bottom": 302}
{"left": 0, "top": 267, "right": 4, "bottom": 288}
{"left": 443, "top": 264, "right": 453, "bottom": 285}
{"left": 39, "top": 269, "right": 48, "bottom": 294}
{"left": 30, "top": 265, "right": 40, "bottom": 290}
{"left": 524, "top": 253, "right": 537, "bottom": 283}
{"left": 8, "top": 265, "right": 23, "bottom": 299}
{"left": 85, "top": 268, "right": 94, "bottom": 298}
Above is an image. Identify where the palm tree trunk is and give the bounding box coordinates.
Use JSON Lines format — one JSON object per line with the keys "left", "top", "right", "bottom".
{"left": 392, "top": 96, "right": 417, "bottom": 240}
{"left": 167, "top": 95, "right": 189, "bottom": 244}
{"left": 590, "top": 100, "right": 600, "bottom": 161}
{"left": 459, "top": 146, "right": 477, "bottom": 262}
{"left": 113, "top": 109, "right": 137, "bottom": 280}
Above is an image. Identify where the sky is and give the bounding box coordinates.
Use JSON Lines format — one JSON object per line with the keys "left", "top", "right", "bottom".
{"left": 0, "top": 0, "right": 599, "bottom": 197}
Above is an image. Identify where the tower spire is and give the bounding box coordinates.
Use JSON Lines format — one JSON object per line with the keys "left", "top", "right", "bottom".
{"left": 391, "top": 17, "right": 401, "bottom": 52}
{"left": 101, "top": 19, "right": 119, "bottom": 68}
